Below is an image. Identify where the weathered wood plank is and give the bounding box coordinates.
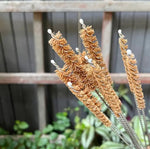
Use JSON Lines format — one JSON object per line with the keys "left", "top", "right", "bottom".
{"left": 0, "top": 73, "right": 150, "bottom": 84}
{"left": 24, "top": 12, "right": 36, "bottom": 72}
{"left": 101, "top": 12, "right": 112, "bottom": 68}
{"left": 0, "top": 12, "right": 22, "bottom": 131}
{"left": 33, "top": 12, "right": 46, "bottom": 130}
{"left": 42, "top": 10, "right": 57, "bottom": 123}
{"left": 11, "top": 12, "right": 38, "bottom": 130}
{"left": 109, "top": 11, "right": 120, "bottom": 73}
{"left": 131, "top": 12, "right": 147, "bottom": 69}
{"left": 1, "top": 1, "right": 150, "bottom": 12}
{"left": 101, "top": 0, "right": 113, "bottom": 68}
{"left": 0, "top": 33, "right": 15, "bottom": 131}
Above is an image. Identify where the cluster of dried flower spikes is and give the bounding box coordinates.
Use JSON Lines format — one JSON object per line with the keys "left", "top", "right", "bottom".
{"left": 48, "top": 19, "right": 148, "bottom": 149}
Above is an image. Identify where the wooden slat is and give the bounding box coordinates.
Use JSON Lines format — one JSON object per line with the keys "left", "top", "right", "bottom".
{"left": 33, "top": 12, "right": 46, "bottom": 130}
{"left": 1, "top": 1, "right": 150, "bottom": 12}
{"left": 1, "top": 73, "right": 150, "bottom": 84}
{"left": 101, "top": 0, "right": 113, "bottom": 68}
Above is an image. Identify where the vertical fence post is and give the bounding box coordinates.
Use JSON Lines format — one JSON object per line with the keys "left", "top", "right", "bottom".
{"left": 101, "top": 0, "right": 113, "bottom": 69}
{"left": 33, "top": 12, "right": 46, "bottom": 130}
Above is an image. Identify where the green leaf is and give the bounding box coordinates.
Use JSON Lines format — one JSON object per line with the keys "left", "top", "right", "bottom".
{"left": 121, "top": 104, "right": 128, "bottom": 117}
{"left": 74, "top": 107, "right": 79, "bottom": 112}
{"left": 81, "top": 119, "right": 90, "bottom": 127}
{"left": 26, "top": 140, "right": 32, "bottom": 147}
{"left": 13, "top": 125, "right": 18, "bottom": 131}
{"left": 64, "top": 129, "right": 73, "bottom": 137}
{"left": 18, "top": 144, "right": 26, "bottom": 149}
{"left": 99, "top": 141, "right": 126, "bottom": 149}
{"left": 16, "top": 120, "right": 21, "bottom": 124}
{"left": 38, "top": 138, "right": 48, "bottom": 147}
{"left": 118, "top": 85, "right": 128, "bottom": 96}
{"left": 23, "top": 132, "right": 33, "bottom": 138}
{"left": 50, "top": 132, "right": 58, "bottom": 141}
{"left": 132, "top": 116, "right": 144, "bottom": 142}
{"left": 0, "top": 127, "right": 9, "bottom": 135}
{"left": 43, "top": 124, "right": 53, "bottom": 134}
{"left": 53, "top": 119, "right": 70, "bottom": 131}
{"left": 56, "top": 112, "right": 68, "bottom": 120}
{"left": 35, "top": 130, "right": 42, "bottom": 138}
{"left": 74, "top": 116, "right": 80, "bottom": 124}
{"left": 95, "top": 119, "right": 102, "bottom": 127}
{"left": 85, "top": 114, "right": 95, "bottom": 126}
{"left": 101, "top": 103, "right": 108, "bottom": 112}
{"left": 122, "top": 95, "right": 132, "bottom": 105}
{"left": 46, "top": 144, "right": 56, "bottom": 149}
{"left": 0, "top": 139, "right": 6, "bottom": 147}
{"left": 18, "top": 121, "right": 29, "bottom": 129}
{"left": 95, "top": 126, "right": 110, "bottom": 141}
{"left": 81, "top": 127, "right": 95, "bottom": 148}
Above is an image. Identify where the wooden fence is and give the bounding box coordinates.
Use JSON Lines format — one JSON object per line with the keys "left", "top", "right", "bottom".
{"left": 1, "top": 0, "right": 150, "bottom": 130}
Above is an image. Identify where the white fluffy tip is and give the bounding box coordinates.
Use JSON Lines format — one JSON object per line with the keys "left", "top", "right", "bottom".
{"left": 75, "top": 47, "right": 79, "bottom": 52}
{"left": 118, "top": 29, "right": 122, "bottom": 34}
{"left": 84, "top": 56, "right": 88, "bottom": 60}
{"left": 50, "top": 60, "right": 55, "bottom": 65}
{"left": 127, "top": 49, "right": 132, "bottom": 55}
{"left": 79, "top": 18, "right": 84, "bottom": 25}
{"left": 47, "top": 29, "right": 52, "bottom": 35}
{"left": 67, "top": 82, "right": 72, "bottom": 87}
{"left": 88, "top": 59, "right": 92, "bottom": 63}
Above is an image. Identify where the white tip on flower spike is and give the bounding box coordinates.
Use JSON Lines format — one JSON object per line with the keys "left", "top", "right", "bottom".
{"left": 79, "top": 18, "right": 84, "bottom": 25}
{"left": 67, "top": 82, "right": 72, "bottom": 88}
{"left": 50, "top": 60, "right": 55, "bottom": 65}
{"left": 84, "top": 56, "right": 88, "bottom": 60}
{"left": 79, "top": 18, "right": 86, "bottom": 28}
{"left": 47, "top": 29, "right": 52, "bottom": 35}
{"left": 118, "top": 29, "right": 122, "bottom": 35}
{"left": 75, "top": 48, "right": 80, "bottom": 53}
{"left": 88, "top": 59, "right": 92, "bottom": 63}
{"left": 127, "top": 49, "right": 132, "bottom": 56}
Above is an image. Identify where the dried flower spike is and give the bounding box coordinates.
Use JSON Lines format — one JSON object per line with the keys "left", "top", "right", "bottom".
{"left": 55, "top": 66, "right": 111, "bottom": 127}
{"left": 118, "top": 30, "right": 145, "bottom": 110}
{"left": 79, "top": 19, "right": 112, "bottom": 85}
{"left": 126, "top": 50, "right": 145, "bottom": 109}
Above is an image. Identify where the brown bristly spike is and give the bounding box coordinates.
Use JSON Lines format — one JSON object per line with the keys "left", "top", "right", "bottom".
{"left": 118, "top": 30, "right": 145, "bottom": 110}
{"left": 49, "top": 31, "right": 97, "bottom": 90}
{"left": 118, "top": 30, "right": 134, "bottom": 93}
{"left": 92, "top": 62, "right": 122, "bottom": 117}
{"left": 127, "top": 52, "right": 145, "bottom": 109}
{"left": 79, "top": 51, "right": 88, "bottom": 65}
{"left": 79, "top": 24, "right": 112, "bottom": 85}
{"left": 118, "top": 30, "right": 147, "bottom": 147}
{"left": 55, "top": 66, "right": 111, "bottom": 127}
{"left": 48, "top": 26, "right": 145, "bottom": 148}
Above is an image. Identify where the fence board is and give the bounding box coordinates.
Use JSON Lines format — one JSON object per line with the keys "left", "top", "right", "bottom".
{"left": 0, "top": 12, "right": 24, "bottom": 130}
{"left": 0, "top": 33, "right": 15, "bottom": 130}
{"left": 33, "top": 12, "right": 46, "bottom": 129}
{"left": 1, "top": 1, "right": 150, "bottom": 12}
{"left": 101, "top": 12, "right": 112, "bottom": 68}
{"left": 11, "top": 12, "right": 38, "bottom": 130}
{"left": 110, "top": 12, "right": 120, "bottom": 73}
